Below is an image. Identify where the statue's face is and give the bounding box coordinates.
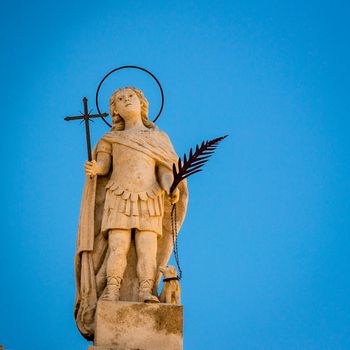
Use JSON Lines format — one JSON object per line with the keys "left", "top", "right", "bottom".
{"left": 113, "top": 88, "right": 141, "bottom": 120}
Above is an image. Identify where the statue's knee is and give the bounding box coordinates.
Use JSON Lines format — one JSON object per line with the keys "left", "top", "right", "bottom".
{"left": 109, "top": 244, "right": 129, "bottom": 262}
{"left": 109, "top": 230, "right": 130, "bottom": 251}
{"left": 110, "top": 246, "right": 120, "bottom": 253}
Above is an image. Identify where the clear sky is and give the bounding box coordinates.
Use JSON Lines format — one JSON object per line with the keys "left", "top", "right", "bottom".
{"left": 1, "top": 1, "right": 350, "bottom": 349}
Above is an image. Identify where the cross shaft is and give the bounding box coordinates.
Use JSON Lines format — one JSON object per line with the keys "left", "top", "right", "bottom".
{"left": 64, "top": 97, "right": 108, "bottom": 161}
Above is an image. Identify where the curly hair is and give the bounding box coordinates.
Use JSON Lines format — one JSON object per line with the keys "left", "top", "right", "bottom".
{"left": 109, "top": 87, "right": 154, "bottom": 131}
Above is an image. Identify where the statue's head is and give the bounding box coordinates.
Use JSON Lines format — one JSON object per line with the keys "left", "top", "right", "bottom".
{"left": 109, "top": 87, "right": 154, "bottom": 130}
{"left": 159, "top": 265, "right": 178, "bottom": 278}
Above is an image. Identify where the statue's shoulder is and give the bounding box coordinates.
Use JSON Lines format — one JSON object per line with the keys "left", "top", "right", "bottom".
{"left": 101, "top": 130, "right": 121, "bottom": 142}
{"left": 149, "top": 127, "right": 176, "bottom": 157}
{"left": 150, "top": 126, "right": 172, "bottom": 143}
{"left": 96, "top": 135, "right": 113, "bottom": 154}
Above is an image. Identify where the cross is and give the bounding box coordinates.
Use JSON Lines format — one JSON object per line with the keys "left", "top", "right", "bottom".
{"left": 64, "top": 97, "right": 108, "bottom": 161}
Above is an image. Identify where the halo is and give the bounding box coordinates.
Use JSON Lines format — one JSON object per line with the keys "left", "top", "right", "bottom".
{"left": 95, "top": 65, "right": 165, "bottom": 127}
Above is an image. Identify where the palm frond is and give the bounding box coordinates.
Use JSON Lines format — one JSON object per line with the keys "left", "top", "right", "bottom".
{"left": 170, "top": 135, "right": 228, "bottom": 193}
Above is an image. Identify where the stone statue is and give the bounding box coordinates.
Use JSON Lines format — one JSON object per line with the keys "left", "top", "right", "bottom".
{"left": 74, "top": 87, "right": 188, "bottom": 340}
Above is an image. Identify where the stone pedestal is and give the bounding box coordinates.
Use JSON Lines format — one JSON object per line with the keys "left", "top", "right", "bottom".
{"left": 88, "top": 300, "right": 183, "bottom": 350}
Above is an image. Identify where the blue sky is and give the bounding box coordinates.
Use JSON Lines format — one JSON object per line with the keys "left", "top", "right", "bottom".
{"left": 1, "top": 1, "right": 350, "bottom": 349}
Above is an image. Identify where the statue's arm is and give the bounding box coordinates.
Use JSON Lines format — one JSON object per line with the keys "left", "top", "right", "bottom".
{"left": 157, "top": 165, "right": 173, "bottom": 194}
{"left": 96, "top": 152, "right": 111, "bottom": 175}
{"left": 84, "top": 140, "right": 112, "bottom": 176}
{"left": 157, "top": 165, "right": 180, "bottom": 204}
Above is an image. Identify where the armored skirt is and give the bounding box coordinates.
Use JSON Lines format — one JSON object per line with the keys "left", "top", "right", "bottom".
{"left": 101, "top": 179, "right": 164, "bottom": 236}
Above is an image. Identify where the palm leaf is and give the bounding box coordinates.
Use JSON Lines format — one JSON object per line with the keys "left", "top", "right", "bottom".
{"left": 170, "top": 135, "right": 228, "bottom": 194}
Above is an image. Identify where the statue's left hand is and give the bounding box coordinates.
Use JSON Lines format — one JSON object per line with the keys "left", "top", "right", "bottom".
{"left": 168, "top": 188, "right": 180, "bottom": 205}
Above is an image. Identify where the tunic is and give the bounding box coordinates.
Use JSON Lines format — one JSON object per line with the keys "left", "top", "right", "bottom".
{"left": 97, "top": 137, "right": 164, "bottom": 236}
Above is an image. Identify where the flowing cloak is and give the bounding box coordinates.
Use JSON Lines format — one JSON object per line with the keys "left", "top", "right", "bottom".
{"left": 74, "top": 127, "right": 188, "bottom": 340}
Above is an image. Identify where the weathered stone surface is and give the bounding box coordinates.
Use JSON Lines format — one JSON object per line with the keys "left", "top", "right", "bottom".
{"left": 92, "top": 300, "right": 183, "bottom": 350}
{"left": 74, "top": 87, "right": 188, "bottom": 340}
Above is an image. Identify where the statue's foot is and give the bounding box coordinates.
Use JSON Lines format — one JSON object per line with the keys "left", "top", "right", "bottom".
{"left": 139, "top": 291, "right": 160, "bottom": 303}
{"left": 100, "top": 284, "right": 120, "bottom": 302}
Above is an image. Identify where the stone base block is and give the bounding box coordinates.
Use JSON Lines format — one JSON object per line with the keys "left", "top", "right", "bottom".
{"left": 91, "top": 300, "right": 183, "bottom": 350}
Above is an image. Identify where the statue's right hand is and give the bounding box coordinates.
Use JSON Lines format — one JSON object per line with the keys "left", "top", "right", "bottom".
{"left": 84, "top": 160, "right": 99, "bottom": 177}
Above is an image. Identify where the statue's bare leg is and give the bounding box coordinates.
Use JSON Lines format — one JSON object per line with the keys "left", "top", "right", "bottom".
{"left": 135, "top": 229, "right": 159, "bottom": 303}
{"left": 101, "top": 228, "right": 131, "bottom": 302}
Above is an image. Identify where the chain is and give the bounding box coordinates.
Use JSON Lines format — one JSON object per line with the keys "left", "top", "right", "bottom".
{"left": 171, "top": 203, "right": 182, "bottom": 280}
